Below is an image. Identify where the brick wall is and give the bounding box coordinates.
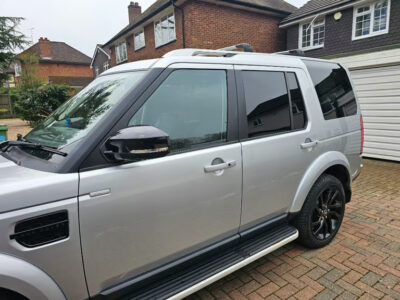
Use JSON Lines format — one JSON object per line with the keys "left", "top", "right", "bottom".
{"left": 184, "top": 1, "right": 285, "bottom": 53}
{"left": 109, "top": 0, "right": 287, "bottom": 66}
{"left": 286, "top": 0, "right": 400, "bottom": 58}
{"left": 110, "top": 8, "right": 184, "bottom": 66}
{"left": 35, "top": 62, "right": 93, "bottom": 82}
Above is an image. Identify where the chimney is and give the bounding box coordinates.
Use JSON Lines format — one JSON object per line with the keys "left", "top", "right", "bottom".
{"left": 128, "top": 2, "right": 141, "bottom": 24}
{"left": 38, "top": 37, "right": 51, "bottom": 58}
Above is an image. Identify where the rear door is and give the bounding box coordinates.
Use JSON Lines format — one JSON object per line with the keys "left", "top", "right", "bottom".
{"left": 78, "top": 64, "right": 243, "bottom": 296}
{"left": 235, "top": 66, "right": 319, "bottom": 230}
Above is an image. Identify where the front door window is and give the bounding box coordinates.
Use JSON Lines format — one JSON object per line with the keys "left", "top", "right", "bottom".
{"left": 129, "top": 69, "right": 228, "bottom": 153}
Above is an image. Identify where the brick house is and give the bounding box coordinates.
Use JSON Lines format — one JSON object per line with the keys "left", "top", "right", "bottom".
{"left": 15, "top": 38, "right": 93, "bottom": 88}
{"left": 281, "top": 0, "right": 400, "bottom": 161}
{"left": 96, "top": 0, "right": 296, "bottom": 70}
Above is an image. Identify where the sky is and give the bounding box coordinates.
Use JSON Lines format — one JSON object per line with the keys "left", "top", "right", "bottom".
{"left": 0, "top": 0, "right": 308, "bottom": 57}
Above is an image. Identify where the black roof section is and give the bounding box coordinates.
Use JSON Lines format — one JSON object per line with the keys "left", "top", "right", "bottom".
{"left": 281, "top": 0, "right": 353, "bottom": 25}
{"left": 104, "top": 0, "right": 296, "bottom": 47}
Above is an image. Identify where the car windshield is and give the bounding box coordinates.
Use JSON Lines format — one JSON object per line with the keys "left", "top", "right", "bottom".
{"left": 25, "top": 71, "right": 147, "bottom": 149}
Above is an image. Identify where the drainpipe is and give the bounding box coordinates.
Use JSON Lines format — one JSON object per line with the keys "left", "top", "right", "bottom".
{"left": 171, "top": 0, "right": 185, "bottom": 48}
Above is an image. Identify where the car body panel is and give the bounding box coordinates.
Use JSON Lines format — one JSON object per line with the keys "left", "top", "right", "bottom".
{"left": 0, "top": 198, "right": 88, "bottom": 300}
{"left": 79, "top": 143, "right": 242, "bottom": 295}
{"left": 0, "top": 156, "right": 78, "bottom": 213}
{"left": 0, "top": 253, "right": 66, "bottom": 300}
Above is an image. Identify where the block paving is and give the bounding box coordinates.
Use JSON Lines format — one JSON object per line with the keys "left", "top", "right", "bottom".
{"left": 189, "top": 159, "right": 400, "bottom": 299}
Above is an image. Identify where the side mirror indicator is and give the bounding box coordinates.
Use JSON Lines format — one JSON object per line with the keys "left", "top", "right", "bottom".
{"left": 104, "top": 126, "right": 170, "bottom": 162}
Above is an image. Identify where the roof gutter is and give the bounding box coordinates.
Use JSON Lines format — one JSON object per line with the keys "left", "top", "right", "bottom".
{"left": 104, "top": 1, "right": 172, "bottom": 47}
{"left": 279, "top": 0, "right": 370, "bottom": 28}
{"left": 39, "top": 59, "right": 91, "bottom": 66}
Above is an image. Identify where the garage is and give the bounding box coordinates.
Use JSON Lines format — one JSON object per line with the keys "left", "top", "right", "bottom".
{"left": 351, "top": 66, "right": 400, "bottom": 161}
{"left": 332, "top": 48, "right": 400, "bottom": 162}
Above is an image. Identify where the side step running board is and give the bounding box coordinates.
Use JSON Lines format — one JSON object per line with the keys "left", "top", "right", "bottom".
{"left": 125, "top": 224, "right": 298, "bottom": 299}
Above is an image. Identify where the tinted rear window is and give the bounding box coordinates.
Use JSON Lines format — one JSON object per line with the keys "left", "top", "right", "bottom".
{"left": 242, "top": 71, "right": 291, "bottom": 138}
{"left": 303, "top": 60, "right": 357, "bottom": 120}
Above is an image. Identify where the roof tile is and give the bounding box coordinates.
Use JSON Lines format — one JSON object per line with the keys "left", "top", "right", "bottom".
{"left": 18, "top": 41, "right": 91, "bottom": 65}
{"left": 281, "top": 0, "right": 353, "bottom": 24}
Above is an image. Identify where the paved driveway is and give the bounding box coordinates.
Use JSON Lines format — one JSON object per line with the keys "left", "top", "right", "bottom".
{"left": 0, "top": 118, "right": 31, "bottom": 140}
{"left": 190, "top": 159, "right": 400, "bottom": 300}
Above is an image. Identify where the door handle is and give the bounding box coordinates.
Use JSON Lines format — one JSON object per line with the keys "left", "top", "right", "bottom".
{"left": 204, "top": 160, "right": 236, "bottom": 173}
{"left": 301, "top": 139, "right": 318, "bottom": 149}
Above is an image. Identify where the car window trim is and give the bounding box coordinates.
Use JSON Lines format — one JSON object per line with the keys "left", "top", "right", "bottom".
{"left": 235, "top": 66, "right": 309, "bottom": 142}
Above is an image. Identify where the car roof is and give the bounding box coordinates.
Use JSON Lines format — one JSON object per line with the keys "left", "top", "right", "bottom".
{"left": 101, "top": 48, "right": 338, "bottom": 75}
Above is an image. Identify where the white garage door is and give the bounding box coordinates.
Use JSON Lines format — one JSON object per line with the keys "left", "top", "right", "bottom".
{"left": 351, "top": 65, "right": 400, "bottom": 161}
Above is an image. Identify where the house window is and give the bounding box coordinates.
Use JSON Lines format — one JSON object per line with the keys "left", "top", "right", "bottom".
{"left": 299, "top": 18, "right": 325, "bottom": 50}
{"left": 14, "top": 61, "right": 21, "bottom": 77}
{"left": 353, "top": 0, "right": 390, "bottom": 40}
{"left": 115, "top": 42, "right": 127, "bottom": 64}
{"left": 154, "top": 13, "right": 176, "bottom": 48}
{"left": 134, "top": 30, "right": 145, "bottom": 50}
{"left": 103, "top": 61, "right": 109, "bottom": 71}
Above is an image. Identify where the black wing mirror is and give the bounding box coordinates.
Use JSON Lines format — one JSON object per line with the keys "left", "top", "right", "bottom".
{"left": 104, "top": 126, "right": 170, "bottom": 162}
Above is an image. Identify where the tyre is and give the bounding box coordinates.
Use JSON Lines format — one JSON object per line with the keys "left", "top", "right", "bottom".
{"left": 294, "top": 174, "right": 345, "bottom": 249}
{"left": 0, "top": 289, "right": 27, "bottom": 300}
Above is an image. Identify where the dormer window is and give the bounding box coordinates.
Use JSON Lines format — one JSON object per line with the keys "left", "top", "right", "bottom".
{"left": 299, "top": 18, "right": 325, "bottom": 50}
{"left": 352, "top": 0, "right": 390, "bottom": 40}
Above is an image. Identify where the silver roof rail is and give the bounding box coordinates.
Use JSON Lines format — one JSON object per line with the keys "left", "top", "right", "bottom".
{"left": 163, "top": 48, "right": 244, "bottom": 58}
{"left": 218, "top": 43, "right": 254, "bottom": 52}
{"left": 276, "top": 49, "right": 305, "bottom": 56}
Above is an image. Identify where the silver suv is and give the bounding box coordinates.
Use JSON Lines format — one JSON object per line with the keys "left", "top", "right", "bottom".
{"left": 0, "top": 49, "right": 363, "bottom": 300}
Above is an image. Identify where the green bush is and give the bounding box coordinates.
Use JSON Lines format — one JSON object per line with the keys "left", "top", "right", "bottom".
{"left": 13, "top": 84, "right": 70, "bottom": 127}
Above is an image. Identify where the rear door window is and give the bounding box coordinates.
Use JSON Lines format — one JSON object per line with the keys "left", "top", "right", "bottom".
{"left": 303, "top": 60, "right": 357, "bottom": 120}
{"left": 242, "top": 71, "right": 291, "bottom": 138}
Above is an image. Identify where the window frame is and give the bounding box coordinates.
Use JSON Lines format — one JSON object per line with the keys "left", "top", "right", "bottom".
{"left": 298, "top": 18, "right": 325, "bottom": 51}
{"left": 154, "top": 12, "right": 176, "bottom": 48}
{"left": 14, "top": 61, "right": 22, "bottom": 77}
{"left": 134, "top": 29, "right": 145, "bottom": 51}
{"left": 103, "top": 61, "right": 109, "bottom": 71}
{"left": 235, "top": 66, "right": 309, "bottom": 142}
{"left": 352, "top": 0, "right": 391, "bottom": 40}
{"left": 97, "top": 64, "right": 239, "bottom": 161}
{"left": 115, "top": 41, "right": 128, "bottom": 64}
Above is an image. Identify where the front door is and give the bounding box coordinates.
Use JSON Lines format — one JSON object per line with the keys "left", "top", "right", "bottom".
{"left": 78, "top": 65, "right": 242, "bottom": 296}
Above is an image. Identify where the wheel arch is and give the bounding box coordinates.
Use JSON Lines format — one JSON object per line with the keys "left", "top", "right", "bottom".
{"left": 0, "top": 253, "right": 66, "bottom": 300}
{"left": 289, "top": 151, "right": 351, "bottom": 213}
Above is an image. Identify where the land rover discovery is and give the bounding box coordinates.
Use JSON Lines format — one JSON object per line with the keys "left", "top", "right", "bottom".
{"left": 0, "top": 48, "right": 363, "bottom": 300}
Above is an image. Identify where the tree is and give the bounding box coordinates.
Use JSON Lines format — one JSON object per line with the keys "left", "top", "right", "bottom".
{"left": 0, "top": 17, "right": 29, "bottom": 81}
{"left": 18, "top": 52, "right": 43, "bottom": 89}
{"left": 13, "top": 84, "right": 71, "bottom": 127}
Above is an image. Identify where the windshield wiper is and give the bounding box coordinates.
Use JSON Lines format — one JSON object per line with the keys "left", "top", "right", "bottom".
{"left": 0, "top": 141, "right": 67, "bottom": 157}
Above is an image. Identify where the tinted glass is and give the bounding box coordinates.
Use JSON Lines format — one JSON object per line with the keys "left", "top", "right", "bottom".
{"left": 242, "top": 71, "right": 291, "bottom": 138}
{"left": 129, "top": 69, "right": 227, "bottom": 152}
{"left": 287, "top": 72, "right": 307, "bottom": 129}
{"left": 25, "top": 71, "right": 147, "bottom": 149}
{"left": 304, "top": 60, "right": 357, "bottom": 120}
